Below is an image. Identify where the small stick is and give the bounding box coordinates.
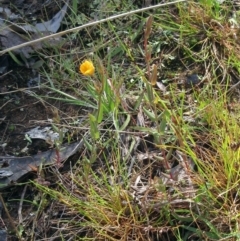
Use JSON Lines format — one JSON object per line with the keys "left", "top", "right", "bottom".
{"left": 18, "top": 185, "right": 28, "bottom": 224}
{"left": 0, "top": 0, "right": 186, "bottom": 56}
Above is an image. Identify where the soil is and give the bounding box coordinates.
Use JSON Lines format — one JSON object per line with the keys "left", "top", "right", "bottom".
{"left": 0, "top": 59, "right": 85, "bottom": 240}
{"left": 0, "top": 66, "right": 52, "bottom": 156}
{"left": 0, "top": 1, "right": 95, "bottom": 238}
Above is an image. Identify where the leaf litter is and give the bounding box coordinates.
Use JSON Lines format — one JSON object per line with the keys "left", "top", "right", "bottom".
{"left": 0, "top": 0, "right": 69, "bottom": 57}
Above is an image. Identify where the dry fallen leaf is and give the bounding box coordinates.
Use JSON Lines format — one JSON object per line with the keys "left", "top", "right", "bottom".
{"left": 0, "top": 0, "right": 69, "bottom": 57}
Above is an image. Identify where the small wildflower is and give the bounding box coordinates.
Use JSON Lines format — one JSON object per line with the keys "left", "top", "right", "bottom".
{"left": 79, "top": 60, "right": 95, "bottom": 76}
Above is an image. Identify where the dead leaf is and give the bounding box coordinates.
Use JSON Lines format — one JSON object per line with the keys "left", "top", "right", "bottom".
{"left": 0, "top": 140, "right": 83, "bottom": 190}
{"left": 0, "top": 1, "right": 69, "bottom": 57}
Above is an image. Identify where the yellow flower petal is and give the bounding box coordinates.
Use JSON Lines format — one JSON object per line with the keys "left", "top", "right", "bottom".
{"left": 79, "top": 60, "right": 95, "bottom": 76}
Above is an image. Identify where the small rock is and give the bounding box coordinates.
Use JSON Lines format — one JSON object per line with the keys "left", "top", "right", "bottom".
{"left": 185, "top": 74, "right": 201, "bottom": 87}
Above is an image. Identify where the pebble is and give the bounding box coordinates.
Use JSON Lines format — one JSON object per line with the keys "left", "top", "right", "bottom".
{"left": 185, "top": 74, "right": 201, "bottom": 87}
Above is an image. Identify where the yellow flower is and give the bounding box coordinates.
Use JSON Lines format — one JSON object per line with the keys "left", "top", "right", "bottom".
{"left": 79, "top": 60, "right": 95, "bottom": 76}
